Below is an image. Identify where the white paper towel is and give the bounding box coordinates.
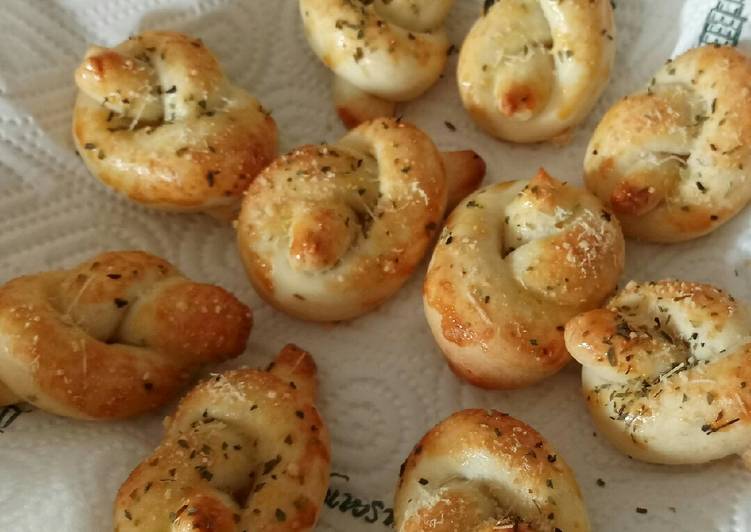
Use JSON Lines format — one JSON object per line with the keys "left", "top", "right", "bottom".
{"left": 0, "top": 0, "right": 750, "bottom": 530}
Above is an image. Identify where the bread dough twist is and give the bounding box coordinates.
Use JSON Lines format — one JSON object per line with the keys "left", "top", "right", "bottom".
{"left": 237, "top": 118, "right": 485, "bottom": 322}
{"left": 0, "top": 251, "right": 252, "bottom": 419}
{"left": 299, "top": 0, "right": 454, "bottom": 127}
{"left": 395, "top": 409, "right": 590, "bottom": 532}
{"left": 458, "top": 0, "right": 615, "bottom": 143}
{"left": 115, "top": 344, "right": 330, "bottom": 531}
{"left": 424, "top": 169, "right": 624, "bottom": 389}
{"left": 73, "top": 31, "right": 277, "bottom": 218}
{"left": 585, "top": 45, "right": 751, "bottom": 241}
{"left": 566, "top": 280, "right": 751, "bottom": 466}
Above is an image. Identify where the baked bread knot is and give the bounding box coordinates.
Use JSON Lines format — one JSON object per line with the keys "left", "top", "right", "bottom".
{"left": 73, "top": 31, "right": 277, "bottom": 219}
{"left": 115, "top": 344, "right": 330, "bottom": 532}
{"left": 565, "top": 280, "right": 751, "bottom": 466}
{"left": 237, "top": 118, "right": 485, "bottom": 322}
{"left": 585, "top": 45, "right": 751, "bottom": 242}
{"left": 424, "top": 169, "right": 624, "bottom": 389}
{"left": 395, "top": 409, "right": 591, "bottom": 532}
{"left": 458, "top": 0, "right": 615, "bottom": 143}
{"left": 0, "top": 251, "right": 252, "bottom": 420}
{"left": 299, "top": 0, "right": 454, "bottom": 128}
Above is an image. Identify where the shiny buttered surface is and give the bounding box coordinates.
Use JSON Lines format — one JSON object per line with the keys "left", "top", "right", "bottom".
{"left": 0, "top": 251, "right": 252, "bottom": 420}
{"left": 28, "top": 6, "right": 749, "bottom": 528}
{"left": 458, "top": 0, "right": 615, "bottom": 143}
{"left": 424, "top": 169, "right": 624, "bottom": 389}
{"left": 114, "top": 344, "right": 331, "bottom": 531}
{"left": 299, "top": 0, "right": 454, "bottom": 126}
{"left": 565, "top": 280, "right": 751, "bottom": 466}
{"left": 236, "top": 118, "right": 484, "bottom": 322}
{"left": 395, "top": 409, "right": 591, "bottom": 532}
{"left": 73, "top": 31, "right": 277, "bottom": 218}
{"left": 585, "top": 45, "right": 751, "bottom": 242}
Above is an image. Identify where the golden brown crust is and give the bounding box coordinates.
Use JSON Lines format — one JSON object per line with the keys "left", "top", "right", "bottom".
{"left": 424, "top": 169, "right": 624, "bottom": 389}
{"left": 236, "top": 118, "right": 484, "bottom": 322}
{"left": 585, "top": 45, "right": 751, "bottom": 241}
{"left": 565, "top": 280, "right": 751, "bottom": 465}
{"left": 114, "top": 345, "right": 331, "bottom": 532}
{"left": 299, "top": 0, "right": 453, "bottom": 126}
{"left": 0, "top": 251, "right": 252, "bottom": 419}
{"left": 440, "top": 151, "right": 487, "bottom": 211}
{"left": 170, "top": 492, "right": 238, "bottom": 532}
{"left": 265, "top": 344, "right": 320, "bottom": 405}
{"left": 458, "top": 0, "right": 615, "bottom": 143}
{"left": 332, "top": 76, "right": 397, "bottom": 129}
{"left": 72, "top": 31, "right": 277, "bottom": 217}
{"left": 395, "top": 409, "right": 590, "bottom": 532}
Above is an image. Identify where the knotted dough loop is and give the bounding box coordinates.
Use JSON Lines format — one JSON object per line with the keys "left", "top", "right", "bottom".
{"left": 73, "top": 31, "right": 278, "bottom": 218}
{"left": 395, "top": 409, "right": 591, "bottom": 532}
{"left": 458, "top": 0, "right": 615, "bottom": 143}
{"left": 299, "top": 0, "right": 454, "bottom": 127}
{"left": 0, "top": 251, "right": 252, "bottom": 420}
{"left": 585, "top": 45, "right": 751, "bottom": 242}
{"left": 115, "top": 344, "right": 331, "bottom": 532}
{"left": 237, "top": 118, "right": 485, "bottom": 322}
{"left": 424, "top": 169, "right": 624, "bottom": 389}
{"left": 565, "top": 280, "right": 751, "bottom": 466}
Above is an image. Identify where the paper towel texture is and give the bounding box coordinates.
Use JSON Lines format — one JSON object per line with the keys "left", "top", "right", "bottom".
{"left": 0, "top": 0, "right": 750, "bottom": 530}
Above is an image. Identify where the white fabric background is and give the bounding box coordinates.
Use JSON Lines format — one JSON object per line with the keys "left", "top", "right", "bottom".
{"left": 0, "top": 0, "right": 749, "bottom": 530}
